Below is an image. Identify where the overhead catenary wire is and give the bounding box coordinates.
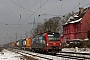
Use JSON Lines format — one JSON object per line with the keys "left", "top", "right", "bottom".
{"left": 11, "top": 0, "right": 39, "bottom": 15}
{"left": 23, "top": 0, "right": 40, "bottom": 19}
{"left": 1, "top": 0, "right": 90, "bottom": 42}
{"left": 0, "top": 1, "right": 19, "bottom": 20}
{"left": 35, "top": 0, "right": 72, "bottom": 18}
{"left": 54, "top": 0, "right": 90, "bottom": 17}
{"left": 0, "top": 8, "right": 19, "bottom": 26}
{"left": 30, "top": 0, "right": 40, "bottom": 10}
{"left": 11, "top": 0, "right": 40, "bottom": 25}
{"left": 24, "top": 0, "right": 40, "bottom": 20}
{"left": 16, "top": 0, "right": 49, "bottom": 28}
{"left": 68, "top": 0, "right": 86, "bottom": 14}
{"left": 16, "top": 0, "right": 29, "bottom": 25}
{"left": 12, "top": 0, "right": 49, "bottom": 38}
{"left": 4, "top": 0, "right": 49, "bottom": 39}
{"left": 25, "top": 0, "right": 31, "bottom": 11}
{"left": 44, "top": 0, "right": 72, "bottom": 16}
{"left": 40, "top": 0, "right": 42, "bottom": 14}
{"left": 17, "top": 0, "right": 22, "bottom": 25}
{"left": 60, "top": 0, "right": 63, "bottom": 16}
{"left": 0, "top": 0, "right": 90, "bottom": 26}
{"left": 41, "top": 0, "right": 88, "bottom": 17}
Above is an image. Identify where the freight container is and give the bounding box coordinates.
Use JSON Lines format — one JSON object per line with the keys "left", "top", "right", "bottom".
{"left": 16, "top": 41, "right": 19, "bottom": 47}
{"left": 11, "top": 42, "right": 16, "bottom": 48}
{"left": 26, "top": 37, "right": 32, "bottom": 49}
{"left": 22, "top": 39, "right": 26, "bottom": 50}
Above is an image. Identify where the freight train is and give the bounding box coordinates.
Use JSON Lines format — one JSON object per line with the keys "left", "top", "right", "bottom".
{"left": 32, "top": 31, "right": 62, "bottom": 54}
{"left": 4, "top": 31, "right": 62, "bottom": 54}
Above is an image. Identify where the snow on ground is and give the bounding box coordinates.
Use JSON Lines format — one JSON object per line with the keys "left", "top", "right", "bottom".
{"left": 62, "top": 48, "right": 90, "bottom": 53}
{"left": 0, "top": 48, "right": 90, "bottom": 60}
{"left": 20, "top": 51, "right": 73, "bottom": 60}
{"left": 0, "top": 49, "right": 22, "bottom": 60}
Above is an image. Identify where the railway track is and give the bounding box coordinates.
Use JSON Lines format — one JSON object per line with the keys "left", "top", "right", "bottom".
{"left": 10, "top": 49, "right": 90, "bottom": 60}
{"left": 14, "top": 49, "right": 53, "bottom": 60}
{"left": 56, "top": 51, "right": 90, "bottom": 60}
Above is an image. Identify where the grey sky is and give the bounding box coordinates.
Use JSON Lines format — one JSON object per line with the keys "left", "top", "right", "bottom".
{"left": 0, "top": 0, "right": 90, "bottom": 45}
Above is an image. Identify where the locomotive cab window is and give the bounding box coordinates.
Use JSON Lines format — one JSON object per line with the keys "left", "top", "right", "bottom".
{"left": 42, "top": 36, "right": 45, "bottom": 44}
{"left": 39, "top": 36, "right": 43, "bottom": 43}
{"left": 48, "top": 33, "right": 60, "bottom": 41}
{"left": 42, "top": 36, "right": 45, "bottom": 40}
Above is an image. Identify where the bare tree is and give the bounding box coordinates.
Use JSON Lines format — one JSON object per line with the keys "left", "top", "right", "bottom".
{"left": 42, "top": 17, "right": 61, "bottom": 32}
{"left": 31, "top": 13, "right": 71, "bottom": 36}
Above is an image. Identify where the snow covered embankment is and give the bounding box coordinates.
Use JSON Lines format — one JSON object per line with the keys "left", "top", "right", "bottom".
{"left": 0, "top": 49, "right": 22, "bottom": 60}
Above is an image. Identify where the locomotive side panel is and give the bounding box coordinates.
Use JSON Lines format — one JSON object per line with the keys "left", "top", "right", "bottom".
{"left": 32, "top": 35, "right": 46, "bottom": 52}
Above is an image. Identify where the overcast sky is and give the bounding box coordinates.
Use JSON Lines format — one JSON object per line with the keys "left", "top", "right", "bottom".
{"left": 0, "top": 0, "right": 90, "bottom": 45}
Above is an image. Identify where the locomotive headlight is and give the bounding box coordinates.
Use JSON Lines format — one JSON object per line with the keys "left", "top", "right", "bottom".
{"left": 47, "top": 43, "right": 49, "bottom": 46}
{"left": 53, "top": 33, "right": 54, "bottom": 34}
{"left": 60, "top": 43, "right": 61, "bottom": 46}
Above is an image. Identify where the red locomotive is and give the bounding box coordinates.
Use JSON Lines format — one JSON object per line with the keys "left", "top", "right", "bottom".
{"left": 32, "top": 31, "right": 62, "bottom": 54}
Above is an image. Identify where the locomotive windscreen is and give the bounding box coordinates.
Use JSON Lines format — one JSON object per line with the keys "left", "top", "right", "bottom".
{"left": 48, "top": 33, "right": 60, "bottom": 41}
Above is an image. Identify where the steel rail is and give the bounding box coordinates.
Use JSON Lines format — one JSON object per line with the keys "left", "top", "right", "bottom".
{"left": 15, "top": 50, "right": 53, "bottom": 60}
{"left": 56, "top": 51, "right": 90, "bottom": 59}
